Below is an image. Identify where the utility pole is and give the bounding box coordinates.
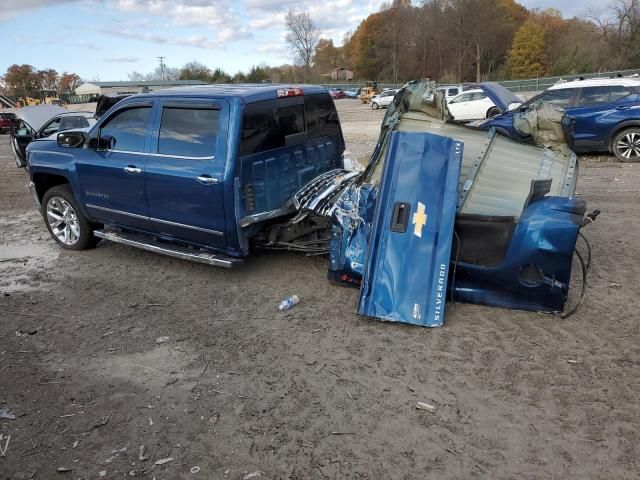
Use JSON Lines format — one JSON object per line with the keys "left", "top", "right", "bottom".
{"left": 157, "top": 56, "right": 166, "bottom": 81}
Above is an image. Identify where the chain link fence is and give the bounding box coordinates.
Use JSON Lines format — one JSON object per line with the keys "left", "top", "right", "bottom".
{"left": 497, "top": 69, "right": 640, "bottom": 93}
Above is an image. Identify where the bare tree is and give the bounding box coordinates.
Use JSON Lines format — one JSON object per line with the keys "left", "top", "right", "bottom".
{"left": 590, "top": 0, "right": 640, "bottom": 69}
{"left": 285, "top": 11, "right": 320, "bottom": 82}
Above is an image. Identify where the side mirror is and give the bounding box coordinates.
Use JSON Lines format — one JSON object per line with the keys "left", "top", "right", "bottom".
{"left": 57, "top": 130, "right": 86, "bottom": 148}
{"left": 507, "top": 102, "right": 522, "bottom": 111}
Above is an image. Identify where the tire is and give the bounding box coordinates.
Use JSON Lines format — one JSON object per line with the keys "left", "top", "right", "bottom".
{"left": 372, "top": 102, "right": 379, "bottom": 110}
{"left": 612, "top": 128, "right": 640, "bottom": 162}
{"left": 486, "top": 107, "right": 501, "bottom": 118}
{"left": 42, "top": 185, "right": 100, "bottom": 250}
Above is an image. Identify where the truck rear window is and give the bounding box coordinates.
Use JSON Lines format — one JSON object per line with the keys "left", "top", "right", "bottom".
{"left": 240, "top": 93, "right": 339, "bottom": 156}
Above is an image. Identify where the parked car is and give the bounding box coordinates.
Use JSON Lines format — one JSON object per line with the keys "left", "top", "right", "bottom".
{"left": 422, "top": 84, "right": 465, "bottom": 103}
{"left": 371, "top": 89, "right": 400, "bottom": 109}
{"left": 11, "top": 108, "right": 96, "bottom": 167}
{"left": 478, "top": 77, "right": 640, "bottom": 162}
{"left": 23, "top": 85, "right": 344, "bottom": 264}
{"left": 447, "top": 88, "right": 503, "bottom": 121}
{"left": 344, "top": 89, "right": 359, "bottom": 99}
{"left": 329, "top": 88, "right": 346, "bottom": 99}
{"left": 0, "top": 112, "right": 17, "bottom": 133}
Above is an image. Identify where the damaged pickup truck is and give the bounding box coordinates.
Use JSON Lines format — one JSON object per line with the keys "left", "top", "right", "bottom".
{"left": 25, "top": 82, "right": 594, "bottom": 328}
{"left": 295, "top": 80, "right": 596, "bottom": 326}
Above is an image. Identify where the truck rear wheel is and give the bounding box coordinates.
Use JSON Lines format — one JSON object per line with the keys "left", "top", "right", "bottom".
{"left": 42, "top": 185, "right": 100, "bottom": 250}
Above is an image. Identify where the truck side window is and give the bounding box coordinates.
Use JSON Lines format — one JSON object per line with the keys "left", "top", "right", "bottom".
{"left": 240, "top": 100, "right": 283, "bottom": 156}
{"left": 100, "top": 107, "right": 151, "bottom": 152}
{"left": 158, "top": 107, "right": 219, "bottom": 158}
{"left": 305, "top": 94, "right": 339, "bottom": 139}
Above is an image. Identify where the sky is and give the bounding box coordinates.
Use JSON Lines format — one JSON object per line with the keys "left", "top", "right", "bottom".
{"left": 0, "top": 0, "right": 604, "bottom": 82}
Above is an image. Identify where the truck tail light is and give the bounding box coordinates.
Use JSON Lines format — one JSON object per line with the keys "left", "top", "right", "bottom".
{"left": 277, "top": 88, "right": 304, "bottom": 98}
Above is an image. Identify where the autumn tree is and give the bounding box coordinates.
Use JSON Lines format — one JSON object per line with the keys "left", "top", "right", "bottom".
{"left": 507, "top": 20, "right": 547, "bottom": 78}
{"left": 313, "top": 39, "right": 342, "bottom": 75}
{"left": 285, "top": 11, "right": 320, "bottom": 82}
{"left": 37, "top": 68, "right": 59, "bottom": 91}
{"left": 58, "top": 73, "right": 81, "bottom": 93}
{"left": 2, "top": 64, "right": 40, "bottom": 98}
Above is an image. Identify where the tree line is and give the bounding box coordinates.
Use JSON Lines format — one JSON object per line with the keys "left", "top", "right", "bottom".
{"left": 0, "top": 65, "right": 82, "bottom": 100}
{"left": 329, "top": 0, "right": 640, "bottom": 83}
{"left": 2, "top": 0, "right": 638, "bottom": 96}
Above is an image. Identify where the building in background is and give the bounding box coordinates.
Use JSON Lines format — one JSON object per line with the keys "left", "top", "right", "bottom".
{"left": 75, "top": 80, "right": 208, "bottom": 95}
{"left": 324, "top": 68, "right": 354, "bottom": 82}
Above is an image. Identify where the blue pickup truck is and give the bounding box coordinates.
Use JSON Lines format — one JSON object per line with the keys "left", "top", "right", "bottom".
{"left": 24, "top": 85, "right": 344, "bottom": 265}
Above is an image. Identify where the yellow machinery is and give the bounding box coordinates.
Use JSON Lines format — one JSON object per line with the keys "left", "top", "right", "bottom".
{"left": 358, "top": 81, "right": 380, "bottom": 104}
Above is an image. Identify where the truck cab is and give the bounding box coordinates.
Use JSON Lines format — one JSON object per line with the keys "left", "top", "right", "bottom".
{"left": 25, "top": 85, "right": 344, "bottom": 264}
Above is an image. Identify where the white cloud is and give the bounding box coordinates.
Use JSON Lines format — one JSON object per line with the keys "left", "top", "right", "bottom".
{"left": 249, "top": 13, "right": 284, "bottom": 30}
{"left": 0, "top": 0, "right": 83, "bottom": 21}
{"left": 105, "top": 56, "right": 140, "bottom": 63}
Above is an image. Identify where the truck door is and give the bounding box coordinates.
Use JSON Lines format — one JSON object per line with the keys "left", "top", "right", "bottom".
{"left": 76, "top": 101, "right": 154, "bottom": 231}
{"left": 144, "top": 99, "right": 227, "bottom": 249}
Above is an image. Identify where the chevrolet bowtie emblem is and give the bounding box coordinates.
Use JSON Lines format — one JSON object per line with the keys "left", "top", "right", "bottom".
{"left": 412, "top": 202, "right": 428, "bottom": 237}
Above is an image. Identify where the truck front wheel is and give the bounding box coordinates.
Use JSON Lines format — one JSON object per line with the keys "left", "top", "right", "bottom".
{"left": 42, "top": 185, "right": 99, "bottom": 250}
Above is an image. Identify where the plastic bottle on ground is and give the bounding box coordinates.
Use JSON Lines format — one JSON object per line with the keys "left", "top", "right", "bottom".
{"left": 278, "top": 295, "right": 300, "bottom": 311}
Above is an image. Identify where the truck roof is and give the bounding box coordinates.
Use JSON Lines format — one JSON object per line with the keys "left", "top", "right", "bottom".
{"left": 129, "top": 84, "right": 330, "bottom": 103}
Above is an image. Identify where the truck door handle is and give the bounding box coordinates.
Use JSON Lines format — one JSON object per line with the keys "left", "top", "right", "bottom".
{"left": 616, "top": 105, "right": 630, "bottom": 110}
{"left": 196, "top": 175, "right": 219, "bottom": 185}
{"left": 124, "top": 166, "right": 142, "bottom": 174}
{"left": 390, "top": 202, "right": 410, "bottom": 233}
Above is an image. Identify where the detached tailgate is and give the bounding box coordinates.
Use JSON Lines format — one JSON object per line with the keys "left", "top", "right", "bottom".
{"left": 358, "top": 131, "right": 462, "bottom": 327}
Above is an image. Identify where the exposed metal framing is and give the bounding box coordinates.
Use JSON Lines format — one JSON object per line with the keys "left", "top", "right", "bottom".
{"left": 457, "top": 128, "right": 497, "bottom": 211}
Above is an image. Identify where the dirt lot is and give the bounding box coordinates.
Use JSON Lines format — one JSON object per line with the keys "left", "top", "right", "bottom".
{"left": 1, "top": 100, "right": 639, "bottom": 480}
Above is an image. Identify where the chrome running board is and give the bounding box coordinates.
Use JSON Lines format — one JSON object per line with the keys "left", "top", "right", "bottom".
{"left": 94, "top": 229, "right": 242, "bottom": 269}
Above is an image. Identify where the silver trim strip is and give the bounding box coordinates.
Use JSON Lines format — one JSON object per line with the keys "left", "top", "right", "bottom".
{"left": 86, "top": 203, "right": 149, "bottom": 220}
{"left": 87, "top": 204, "right": 224, "bottom": 236}
{"left": 150, "top": 217, "right": 224, "bottom": 236}
{"left": 103, "top": 149, "right": 215, "bottom": 161}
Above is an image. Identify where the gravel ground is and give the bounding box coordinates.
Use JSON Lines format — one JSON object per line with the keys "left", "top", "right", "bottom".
{"left": 0, "top": 101, "right": 639, "bottom": 480}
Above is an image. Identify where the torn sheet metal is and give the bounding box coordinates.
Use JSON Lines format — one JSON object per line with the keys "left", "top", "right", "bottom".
{"left": 328, "top": 183, "right": 376, "bottom": 284}
{"left": 357, "top": 131, "right": 462, "bottom": 327}
{"left": 293, "top": 169, "right": 360, "bottom": 216}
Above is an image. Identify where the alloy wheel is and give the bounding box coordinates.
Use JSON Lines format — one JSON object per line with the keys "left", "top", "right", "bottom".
{"left": 616, "top": 132, "right": 640, "bottom": 161}
{"left": 46, "top": 196, "right": 80, "bottom": 246}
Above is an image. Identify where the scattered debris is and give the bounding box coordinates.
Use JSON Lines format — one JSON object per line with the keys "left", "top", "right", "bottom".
{"left": 190, "top": 466, "right": 201, "bottom": 474}
{"left": 330, "top": 431, "right": 355, "bottom": 435}
{"left": 416, "top": 401, "right": 437, "bottom": 413}
{"left": 243, "top": 472, "right": 263, "bottom": 479}
{"left": 567, "top": 359, "right": 579, "bottom": 364}
{"left": 0, "top": 407, "right": 15, "bottom": 420}
{"left": 155, "top": 336, "right": 170, "bottom": 344}
{"left": 0, "top": 434, "right": 10, "bottom": 457}
{"left": 149, "top": 418, "right": 154, "bottom": 426}
{"left": 138, "top": 445, "right": 148, "bottom": 462}
{"left": 99, "top": 471, "right": 107, "bottom": 477}
{"left": 72, "top": 441, "right": 79, "bottom": 449}
{"left": 57, "top": 467, "right": 72, "bottom": 473}
{"left": 209, "top": 414, "right": 220, "bottom": 425}
{"left": 155, "top": 457, "right": 174, "bottom": 466}
{"left": 91, "top": 416, "right": 110, "bottom": 428}
{"left": 278, "top": 295, "right": 299, "bottom": 311}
